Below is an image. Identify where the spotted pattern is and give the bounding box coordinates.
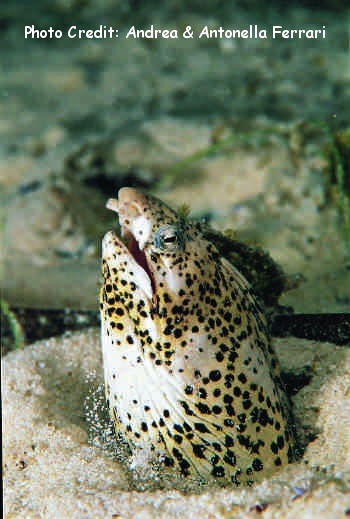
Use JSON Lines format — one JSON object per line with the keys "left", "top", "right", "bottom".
{"left": 100, "top": 187, "right": 296, "bottom": 486}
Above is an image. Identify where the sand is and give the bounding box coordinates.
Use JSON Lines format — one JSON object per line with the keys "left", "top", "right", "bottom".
{"left": 3, "top": 329, "right": 349, "bottom": 518}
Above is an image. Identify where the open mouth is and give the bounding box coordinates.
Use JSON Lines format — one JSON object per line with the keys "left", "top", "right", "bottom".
{"left": 106, "top": 194, "right": 157, "bottom": 296}
{"left": 122, "top": 230, "right": 156, "bottom": 295}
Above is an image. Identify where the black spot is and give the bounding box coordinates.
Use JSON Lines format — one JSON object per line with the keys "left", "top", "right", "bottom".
{"left": 174, "top": 434, "right": 183, "bottom": 444}
{"left": 199, "top": 387, "right": 207, "bottom": 399}
{"left": 141, "top": 422, "right": 148, "bottom": 432}
{"left": 224, "top": 374, "right": 234, "bottom": 389}
{"left": 192, "top": 444, "right": 206, "bottom": 459}
{"left": 251, "top": 439, "right": 265, "bottom": 454}
{"left": 237, "top": 331, "right": 247, "bottom": 341}
{"left": 224, "top": 449, "right": 236, "bottom": 466}
{"left": 238, "top": 372, "right": 247, "bottom": 384}
{"left": 163, "top": 409, "right": 170, "bottom": 418}
{"left": 163, "top": 325, "right": 174, "bottom": 335}
{"left": 225, "top": 404, "right": 235, "bottom": 416}
{"left": 277, "top": 435, "right": 285, "bottom": 449}
{"left": 274, "top": 456, "right": 282, "bottom": 466}
{"left": 163, "top": 293, "right": 172, "bottom": 303}
{"left": 196, "top": 402, "right": 211, "bottom": 414}
{"left": 208, "top": 318, "right": 215, "bottom": 329}
{"left": 212, "top": 405, "right": 222, "bottom": 415}
{"left": 209, "top": 370, "right": 222, "bottom": 382}
{"left": 180, "top": 400, "right": 194, "bottom": 416}
{"left": 211, "top": 454, "right": 220, "bottom": 465}
{"left": 237, "top": 434, "right": 250, "bottom": 448}
{"left": 220, "top": 326, "right": 228, "bottom": 337}
{"left": 183, "top": 422, "right": 192, "bottom": 432}
{"left": 185, "top": 277, "right": 193, "bottom": 288}
{"left": 224, "top": 394, "right": 233, "bottom": 404}
{"left": 237, "top": 413, "right": 246, "bottom": 423}
{"left": 224, "top": 312, "right": 232, "bottom": 322}
{"left": 228, "top": 351, "right": 238, "bottom": 362}
{"left": 212, "top": 465, "right": 225, "bottom": 477}
{"left": 174, "top": 328, "right": 182, "bottom": 339}
{"left": 230, "top": 337, "right": 241, "bottom": 348}
{"left": 225, "top": 435, "right": 234, "bottom": 447}
{"left": 163, "top": 456, "right": 174, "bottom": 467}
{"left": 258, "top": 409, "right": 269, "bottom": 427}
{"left": 270, "top": 441, "right": 278, "bottom": 454}
{"left": 194, "top": 422, "right": 210, "bottom": 434}
{"left": 171, "top": 304, "right": 183, "bottom": 315}
{"left": 233, "top": 386, "right": 241, "bottom": 397}
{"left": 172, "top": 447, "right": 182, "bottom": 459}
{"left": 252, "top": 458, "right": 264, "bottom": 472}
{"left": 215, "top": 351, "right": 224, "bottom": 362}
{"left": 249, "top": 406, "right": 259, "bottom": 423}
{"left": 185, "top": 385, "right": 193, "bottom": 395}
{"left": 179, "top": 458, "right": 191, "bottom": 475}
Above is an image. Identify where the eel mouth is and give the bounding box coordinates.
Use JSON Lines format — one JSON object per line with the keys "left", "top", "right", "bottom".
{"left": 106, "top": 190, "right": 156, "bottom": 296}
{"left": 123, "top": 230, "right": 156, "bottom": 295}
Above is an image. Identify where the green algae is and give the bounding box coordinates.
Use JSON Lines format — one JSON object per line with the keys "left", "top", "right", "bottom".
{"left": 325, "top": 128, "right": 350, "bottom": 260}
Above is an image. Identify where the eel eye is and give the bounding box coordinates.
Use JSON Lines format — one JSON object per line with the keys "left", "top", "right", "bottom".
{"left": 154, "top": 224, "right": 183, "bottom": 252}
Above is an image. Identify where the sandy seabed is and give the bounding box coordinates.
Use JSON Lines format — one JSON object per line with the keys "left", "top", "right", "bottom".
{"left": 3, "top": 328, "right": 350, "bottom": 519}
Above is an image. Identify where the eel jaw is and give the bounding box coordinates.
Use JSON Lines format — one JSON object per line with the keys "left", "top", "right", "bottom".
{"left": 106, "top": 193, "right": 157, "bottom": 297}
